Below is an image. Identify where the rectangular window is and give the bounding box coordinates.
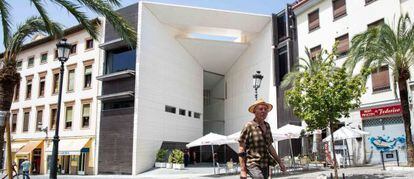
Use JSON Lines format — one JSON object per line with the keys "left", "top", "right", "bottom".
{"left": 17, "top": 60, "right": 22, "bottom": 70}
{"left": 372, "top": 66, "right": 390, "bottom": 92}
{"left": 27, "top": 57, "right": 34, "bottom": 68}
{"left": 308, "top": 9, "right": 320, "bottom": 31}
{"left": 194, "top": 112, "right": 201, "bottom": 119}
{"left": 333, "top": 0, "right": 346, "bottom": 19}
{"left": 14, "top": 82, "right": 20, "bottom": 101}
{"left": 336, "top": 34, "right": 349, "bottom": 57}
{"left": 67, "top": 69, "right": 75, "bottom": 92}
{"left": 65, "top": 106, "right": 73, "bottom": 129}
{"left": 39, "top": 77, "right": 45, "bottom": 97}
{"left": 165, "top": 106, "right": 176, "bottom": 114}
{"left": 50, "top": 108, "right": 57, "bottom": 130}
{"left": 105, "top": 48, "right": 136, "bottom": 74}
{"left": 23, "top": 111, "right": 30, "bottom": 132}
{"left": 179, "top": 109, "right": 186, "bottom": 116}
{"left": 41, "top": 53, "right": 48, "bottom": 64}
{"left": 70, "top": 44, "right": 77, "bottom": 54}
{"left": 26, "top": 79, "right": 32, "bottom": 99}
{"left": 278, "top": 46, "right": 288, "bottom": 83}
{"left": 365, "top": 0, "right": 377, "bottom": 5}
{"left": 84, "top": 65, "right": 92, "bottom": 89}
{"left": 11, "top": 113, "right": 17, "bottom": 133}
{"left": 53, "top": 73, "right": 60, "bottom": 94}
{"left": 368, "top": 19, "right": 384, "bottom": 29}
{"left": 277, "top": 13, "right": 287, "bottom": 41}
{"left": 188, "top": 111, "right": 192, "bottom": 117}
{"left": 103, "top": 100, "right": 134, "bottom": 110}
{"left": 310, "top": 45, "right": 322, "bottom": 59}
{"left": 36, "top": 110, "right": 43, "bottom": 131}
{"left": 82, "top": 104, "right": 90, "bottom": 128}
{"left": 85, "top": 39, "right": 93, "bottom": 49}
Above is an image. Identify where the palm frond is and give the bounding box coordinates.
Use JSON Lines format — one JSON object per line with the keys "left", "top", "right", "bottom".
{"left": 30, "top": 0, "right": 61, "bottom": 38}
{"left": 75, "top": 0, "right": 137, "bottom": 47}
{"left": 52, "top": 0, "right": 98, "bottom": 40}
{"left": 103, "top": 0, "right": 122, "bottom": 7}
{"left": 0, "top": 0, "right": 12, "bottom": 47}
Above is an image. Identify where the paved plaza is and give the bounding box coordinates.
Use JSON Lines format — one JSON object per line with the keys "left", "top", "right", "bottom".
{"left": 23, "top": 164, "right": 414, "bottom": 179}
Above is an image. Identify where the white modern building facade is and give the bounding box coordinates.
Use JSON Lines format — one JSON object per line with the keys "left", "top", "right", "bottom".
{"left": 8, "top": 20, "right": 103, "bottom": 175}
{"left": 293, "top": 0, "right": 414, "bottom": 165}
{"left": 95, "top": 1, "right": 300, "bottom": 175}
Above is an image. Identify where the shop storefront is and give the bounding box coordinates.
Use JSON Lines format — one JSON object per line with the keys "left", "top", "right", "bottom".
{"left": 44, "top": 138, "right": 94, "bottom": 175}
{"left": 361, "top": 104, "right": 407, "bottom": 164}
{"left": 11, "top": 140, "right": 45, "bottom": 174}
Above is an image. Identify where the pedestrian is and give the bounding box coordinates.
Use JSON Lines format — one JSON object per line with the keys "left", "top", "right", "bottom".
{"left": 21, "top": 159, "right": 31, "bottom": 179}
{"left": 184, "top": 150, "right": 190, "bottom": 167}
{"left": 238, "top": 99, "right": 287, "bottom": 179}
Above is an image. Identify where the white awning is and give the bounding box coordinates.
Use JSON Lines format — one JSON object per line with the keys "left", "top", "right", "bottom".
{"left": 45, "top": 138, "right": 90, "bottom": 155}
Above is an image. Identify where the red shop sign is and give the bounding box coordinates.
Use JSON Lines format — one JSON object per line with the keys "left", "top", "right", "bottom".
{"left": 360, "top": 105, "right": 402, "bottom": 118}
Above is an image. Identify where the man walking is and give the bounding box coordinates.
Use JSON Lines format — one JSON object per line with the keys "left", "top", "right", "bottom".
{"left": 21, "top": 159, "right": 31, "bottom": 179}
{"left": 239, "top": 99, "right": 286, "bottom": 179}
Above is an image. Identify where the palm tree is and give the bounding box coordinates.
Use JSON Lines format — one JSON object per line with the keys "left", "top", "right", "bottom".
{"left": 0, "top": 0, "right": 137, "bottom": 47}
{"left": 345, "top": 14, "right": 414, "bottom": 167}
{"left": 0, "top": 16, "right": 63, "bottom": 171}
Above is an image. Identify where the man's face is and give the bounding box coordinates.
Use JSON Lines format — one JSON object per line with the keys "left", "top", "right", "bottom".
{"left": 254, "top": 104, "right": 269, "bottom": 120}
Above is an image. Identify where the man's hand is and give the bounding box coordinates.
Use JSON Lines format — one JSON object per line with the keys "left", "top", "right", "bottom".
{"left": 240, "top": 170, "right": 247, "bottom": 179}
{"left": 279, "top": 163, "right": 287, "bottom": 173}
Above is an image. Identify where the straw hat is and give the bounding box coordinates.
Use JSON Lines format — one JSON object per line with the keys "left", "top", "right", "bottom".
{"left": 248, "top": 99, "right": 273, "bottom": 113}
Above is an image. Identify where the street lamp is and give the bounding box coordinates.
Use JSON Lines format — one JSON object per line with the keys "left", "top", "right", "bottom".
{"left": 50, "top": 38, "right": 71, "bottom": 179}
{"left": 253, "top": 71, "right": 263, "bottom": 100}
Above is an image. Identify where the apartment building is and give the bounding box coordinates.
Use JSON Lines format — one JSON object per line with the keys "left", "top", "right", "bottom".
{"left": 95, "top": 1, "right": 301, "bottom": 174}
{"left": 293, "top": 0, "right": 414, "bottom": 165}
{"left": 8, "top": 19, "right": 102, "bottom": 175}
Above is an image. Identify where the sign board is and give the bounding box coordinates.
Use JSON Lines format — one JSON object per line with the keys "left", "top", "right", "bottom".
{"left": 360, "top": 105, "right": 401, "bottom": 118}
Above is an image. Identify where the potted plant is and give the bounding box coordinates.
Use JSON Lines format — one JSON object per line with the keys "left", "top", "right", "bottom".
{"left": 166, "top": 152, "right": 174, "bottom": 169}
{"left": 155, "top": 149, "right": 167, "bottom": 168}
{"left": 172, "top": 149, "right": 185, "bottom": 170}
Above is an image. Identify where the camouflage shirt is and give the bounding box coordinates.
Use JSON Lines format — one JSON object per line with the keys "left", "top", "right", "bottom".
{"left": 238, "top": 120, "right": 274, "bottom": 168}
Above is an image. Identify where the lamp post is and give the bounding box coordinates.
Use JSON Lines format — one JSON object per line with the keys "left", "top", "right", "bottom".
{"left": 50, "top": 38, "right": 71, "bottom": 179}
{"left": 252, "top": 71, "right": 263, "bottom": 100}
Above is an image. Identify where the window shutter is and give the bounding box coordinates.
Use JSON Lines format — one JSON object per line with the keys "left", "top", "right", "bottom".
{"left": 372, "top": 66, "right": 390, "bottom": 91}
{"left": 336, "top": 34, "right": 349, "bottom": 55}
{"left": 333, "top": 0, "right": 346, "bottom": 19}
{"left": 308, "top": 10, "right": 319, "bottom": 31}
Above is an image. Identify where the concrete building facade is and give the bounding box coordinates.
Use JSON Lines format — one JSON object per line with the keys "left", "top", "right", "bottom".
{"left": 8, "top": 20, "right": 103, "bottom": 175}
{"left": 293, "top": 0, "right": 414, "bottom": 165}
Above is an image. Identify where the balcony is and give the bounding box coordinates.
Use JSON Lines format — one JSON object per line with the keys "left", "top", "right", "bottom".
{"left": 97, "top": 70, "right": 135, "bottom": 82}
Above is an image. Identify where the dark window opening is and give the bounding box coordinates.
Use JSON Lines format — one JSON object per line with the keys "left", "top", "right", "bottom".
{"left": 277, "top": 14, "right": 287, "bottom": 41}
{"left": 23, "top": 111, "right": 30, "bottom": 132}
{"left": 278, "top": 46, "right": 288, "bottom": 84}
{"left": 179, "top": 109, "right": 186, "bottom": 116}
{"left": 39, "top": 77, "right": 45, "bottom": 97}
{"left": 11, "top": 114, "right": 17, "bottom": 132}
{"left": 41, "top": 53, "right": 48, "bottom": 63}
{"left": 28, "top": 57, "right": 34, "bottom": 68}
{"left": 165, "top": 106, "right": 176, "bottom": 114}
{"left": 36, "top": 110, "right": 43, "bottom": 131}
{"left": 50, "top": 108, "right": 57, "bottom": 130}
{"left": 365, "top": 0, "right": 377, "bottom": 5}
{"left": 70, "top": 44, "right": 77, "bottom": 54}
{"left": 188, "top": 111, "right": 192, "bottom": 117}
{"left": 84, "top": 65, "right": 92, "bottom": 88}
{"left": 103, "top": 100, "right": 134, "bottom": 110}
{"left": 105, "top": 47, "right": 136, "bottom": 74}
{"left": 26, "top": 79, "right": 32, "bottom": 99}
{"left": 82, "top": 104, "right": 90, "bottom": 128}
{"left": 194, "top": 113, "right": 201, "bottom": 119}
{"left": 368, "top": 19, "right": 384, "bottom": 29}
{"left": 86, "top": 39, "right": 94, "bottom": 49}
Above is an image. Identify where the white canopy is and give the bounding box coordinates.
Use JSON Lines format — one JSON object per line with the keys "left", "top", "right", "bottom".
{"left": 323, "top": 126, "right": 369, "bottom": 142}
{"left": 272, "top": 124, "right": 305, "bottom": 139}
{"left": 186, "top": 132, "right": 227, "bottom": 148}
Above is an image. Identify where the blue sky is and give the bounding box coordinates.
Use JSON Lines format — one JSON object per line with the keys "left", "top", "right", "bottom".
{"left": 0, "top": 0, "right": 294, "bottom": 52}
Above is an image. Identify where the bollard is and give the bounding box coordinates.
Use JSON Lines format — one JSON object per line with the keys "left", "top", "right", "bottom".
{"left": 330, "top": 172, "right": 333, "bottom": 179}
{"left": 380, "top": 151, "right": 385, "bottom": 170}
{"left": 396, "top": 150, "right": 400, "bottom": 166}
{"left": 342, "top": 173, "right": 345, "bottom": 179}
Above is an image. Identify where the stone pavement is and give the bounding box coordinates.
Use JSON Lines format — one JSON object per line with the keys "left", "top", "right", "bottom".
{"left": 24, "top": 165, "right": 414, "bottom": 179}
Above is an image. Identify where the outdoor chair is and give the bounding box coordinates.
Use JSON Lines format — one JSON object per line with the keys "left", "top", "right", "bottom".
{"left": 225, "top": 161, "right": 237, "bottom": 174}
{"left": 215, "top": 162, "right": 226, "bottom": 174}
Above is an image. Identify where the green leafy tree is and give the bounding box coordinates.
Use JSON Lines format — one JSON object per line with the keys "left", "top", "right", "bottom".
{"left": 156, "top": 149, "right": 167, "bottom": 162}
{"left": 285, "top": 48, "right": 366, "bottom": 179}
{"left": 345, "top": 14, "right": 414, "bottom": 167}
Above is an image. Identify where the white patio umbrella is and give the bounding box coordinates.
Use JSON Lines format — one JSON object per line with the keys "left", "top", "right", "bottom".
{"left": 272, "top": 124, "right": 305, "bottom": 165}
{"left": 322, "top": 126, "right": 369, "bottom": 142}
{"left": 213, "top": 131, "right": 289, "bottom": 145}
{"left": 186, "top": 132, "right": 226, "bottom": 173}
{"left": 322, "top": 126, "right": 369, "bottom": 166}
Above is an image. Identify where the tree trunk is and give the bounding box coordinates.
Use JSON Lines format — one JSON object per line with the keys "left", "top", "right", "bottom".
{"left": 0, "top": 61, "right": 20, "bottom": 170}
{"left": 397, "top": 77, "right": 414, "bottom": 167}
{"left": 329, "top": 122, "right": 339, "bottom": 179}
{"left": 0, "top": 81, "right": 15, "bottom": 169}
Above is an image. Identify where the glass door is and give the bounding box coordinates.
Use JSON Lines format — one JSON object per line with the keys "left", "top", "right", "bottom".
{"left": 78, "top": 152, "right": 86, "bottom": 175}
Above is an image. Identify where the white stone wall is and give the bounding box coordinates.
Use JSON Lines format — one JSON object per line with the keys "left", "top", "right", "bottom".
{"left": 224, "top": 21, "right": 275, "bottom": 140}
{"left": 134, "top": 4, "right": 204, "bottom": 174}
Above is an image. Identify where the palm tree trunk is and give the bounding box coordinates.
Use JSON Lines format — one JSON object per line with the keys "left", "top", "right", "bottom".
{"left": 0, "top": 80, "right": 15, "bottom": 169}
{"left": 397, "top": 77, "right": 414, "bottom": 167}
